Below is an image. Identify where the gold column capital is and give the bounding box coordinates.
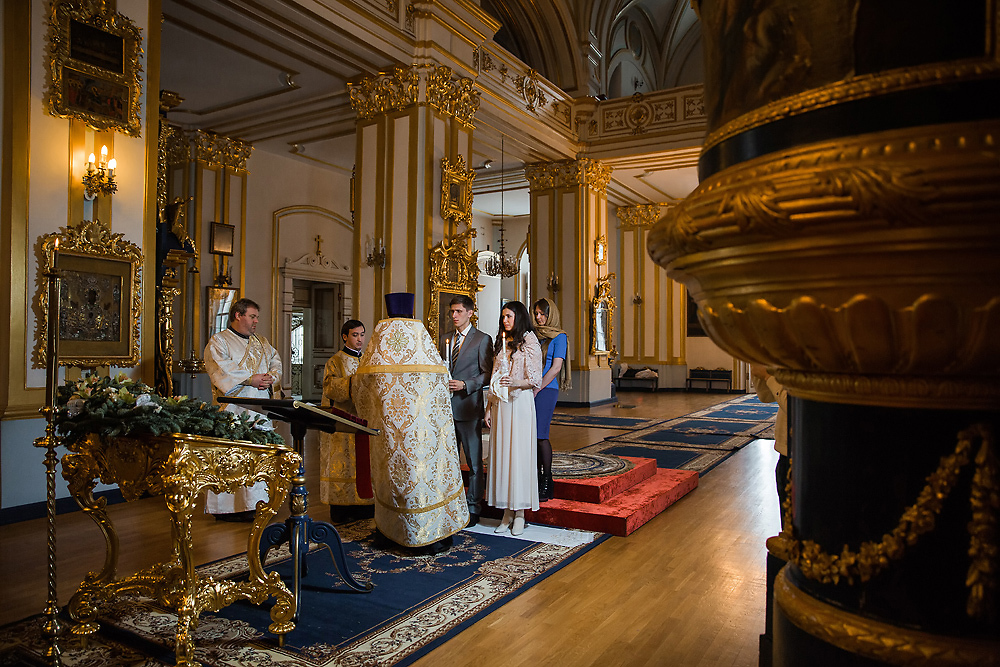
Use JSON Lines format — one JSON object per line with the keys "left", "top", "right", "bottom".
{"left": 349, "top": 64, "right": 480, "bottom": 127}
{"left": 192, "top": 130, "right": 252, "bottom": 172}
{"left": 616, "top": 204, "right": 664, "bottom": 230}
{"left": 524, "top": 158, "right": 613, "bottom": 193}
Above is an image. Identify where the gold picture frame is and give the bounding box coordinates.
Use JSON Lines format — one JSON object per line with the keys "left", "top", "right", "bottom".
{"left": 591, "top": 273, "right": 617, "bottom": 357}
{"left": 36, "top": 219, "right": 143, "bottom": 367}
{"left": 428, "top": 228, "right": 480, "bottom": 348}
{"left": 44, "top": 0, "right": 144, "bottom": 137}
{"left": 440, "top": 155, "right": 475, "bottom": 227}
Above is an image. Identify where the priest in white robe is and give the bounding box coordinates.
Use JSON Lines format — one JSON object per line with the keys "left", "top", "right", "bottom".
{"left": 203, "top": 297, "right": 282, "bottom": 520}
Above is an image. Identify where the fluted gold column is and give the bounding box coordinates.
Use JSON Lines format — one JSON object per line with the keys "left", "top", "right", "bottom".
{"left": 650, "top": 2, "right": 1000, "bottom": 664}
{"left": 525, "top": 159, "right": 614, "bottom": 404}
{"left": 348, "top": 64, "right": 480, "bottom": 327}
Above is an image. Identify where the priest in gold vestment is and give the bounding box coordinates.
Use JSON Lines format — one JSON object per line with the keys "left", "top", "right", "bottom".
{"left": 319, "top": 319, "right": 374, "bottom": 520}
{"left": 203, "top": 298, "right": 282, "bottom": 518}
{"left": 353, "top": 294, "right": 469, "bottom": 550}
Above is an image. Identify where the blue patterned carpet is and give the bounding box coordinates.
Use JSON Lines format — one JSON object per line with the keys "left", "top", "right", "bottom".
{"left": 1, "top": 523, "right": 607, "bottom": 667}
{"left": 576, "top": 393, "right": 777, "bottom": 475}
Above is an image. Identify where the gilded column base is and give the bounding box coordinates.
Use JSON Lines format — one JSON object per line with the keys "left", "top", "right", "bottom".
{"left": 774, "top": 567, "right": 1000, "bottom": 666}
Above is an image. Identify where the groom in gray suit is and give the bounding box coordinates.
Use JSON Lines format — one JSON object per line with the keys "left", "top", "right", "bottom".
{"left": 447, "top": 295, "right": 494, "bottom": 527}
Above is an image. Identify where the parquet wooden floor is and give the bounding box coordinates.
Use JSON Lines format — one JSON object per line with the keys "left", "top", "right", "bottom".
{"left": 1, "top": 390, "right": 779, "bottom": 666}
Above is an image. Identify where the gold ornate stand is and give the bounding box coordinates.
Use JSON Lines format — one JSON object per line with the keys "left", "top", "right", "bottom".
{"left": 61, "top": 433, "right": 301, "bottom": 667}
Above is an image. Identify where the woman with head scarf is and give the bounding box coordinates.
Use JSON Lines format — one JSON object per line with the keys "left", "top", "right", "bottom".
{"left": 532, "top": 298, "right": 571, "bottom": 501}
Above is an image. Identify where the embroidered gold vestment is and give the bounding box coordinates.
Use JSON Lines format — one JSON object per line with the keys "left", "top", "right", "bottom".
{"left": 319, "top": 349, "right": 372, "bottom": 506}
{"left": 354, "top": 318, "right": 469, "bottom": 547}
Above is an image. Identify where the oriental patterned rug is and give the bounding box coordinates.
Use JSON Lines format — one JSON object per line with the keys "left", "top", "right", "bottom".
{"left": 575, "top": 394, "right": 778, "bottom": 475}
{"left": 0, "top": 521, "right": 608, "bottom": 667}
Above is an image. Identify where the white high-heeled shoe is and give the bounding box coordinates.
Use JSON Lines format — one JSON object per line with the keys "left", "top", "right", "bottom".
{"left": 511, "top": 511, "right": 525, "bottom": 536}
{"left": 495, "top": 509, "right": 514, "bottom": 533}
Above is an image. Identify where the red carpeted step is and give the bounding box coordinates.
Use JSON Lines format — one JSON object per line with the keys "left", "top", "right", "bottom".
{"left": 555, "top": 456, "right": 657, "bottom": 503}
{"left": 526, "top": 468, "right": 699, "bottom": 537}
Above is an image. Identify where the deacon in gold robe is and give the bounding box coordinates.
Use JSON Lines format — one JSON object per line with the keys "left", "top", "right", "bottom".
{"left": 203, "top": 297, "right": 282, "bottom": 519}
{"left": 319, "top": 319, "right": 374, "bottom": 520}
{"left": 353, "top": 293, "right": 469, "bottom": 551}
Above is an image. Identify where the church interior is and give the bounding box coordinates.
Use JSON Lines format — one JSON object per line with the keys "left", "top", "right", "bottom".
{"left": 2, "top": 0, "right": 998, "bottom": 665}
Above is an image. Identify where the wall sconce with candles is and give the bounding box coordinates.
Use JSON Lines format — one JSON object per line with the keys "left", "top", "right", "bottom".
{"left": 366, "top": 237, "right": 386, "bottom": 269}
{"left": 547, "top": 272, "right": 561, "bottom": 292}
{"left": 82, "top": 145, "right": 117, "bottom": 200}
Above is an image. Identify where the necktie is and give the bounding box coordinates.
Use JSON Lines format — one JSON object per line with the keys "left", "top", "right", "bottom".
{"left": 451, "top": 333, "right": 463, "bottom": 367}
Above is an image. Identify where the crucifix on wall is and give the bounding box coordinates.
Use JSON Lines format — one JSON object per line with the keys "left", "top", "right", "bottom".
{"left": 315, "top": 235, "right": 324, "bottom": 257}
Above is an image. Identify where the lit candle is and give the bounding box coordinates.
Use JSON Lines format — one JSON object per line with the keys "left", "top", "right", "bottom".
{"left": 445, "top": 337, "right": 451, "bottom": 368}
{"left": 87, "top": 152, "right": 96, "bottom": 167}
{"left": 100, "top": 145, "right": 108, "bottom": 165}
{"left": 107, "top": 158, "right": 116, "bottom": 175}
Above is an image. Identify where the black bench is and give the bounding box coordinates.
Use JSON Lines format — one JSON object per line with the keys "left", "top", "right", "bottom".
{"left": 686, "top": 367, "right": 732, "bottom": 392}
{"left": 614, "top": 368, "right": 658, "bottom": 392}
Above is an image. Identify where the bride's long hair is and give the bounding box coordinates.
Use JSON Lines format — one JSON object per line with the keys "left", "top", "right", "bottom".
{"left": 494, "top": 300, "right": 534, "bottom": 357}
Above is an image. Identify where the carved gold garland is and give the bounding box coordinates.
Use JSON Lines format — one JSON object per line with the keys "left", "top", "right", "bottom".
{"left": 524, "top": 158, "right": 613, "bottom": 193}
{"left": 774, "top": 567, "right": 1000, "bottom": 666}
{"left": 768, "top": 423, "right": 997, "bottom": 622}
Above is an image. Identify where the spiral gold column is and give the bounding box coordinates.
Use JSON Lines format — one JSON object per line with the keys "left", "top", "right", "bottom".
{"left": 649, "top": 3, "right": 1000, "bottom": 665}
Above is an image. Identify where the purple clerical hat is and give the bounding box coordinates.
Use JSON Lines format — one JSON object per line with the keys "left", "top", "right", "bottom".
{"left": 384, "top": 292, "right": 415, "bottom": 318}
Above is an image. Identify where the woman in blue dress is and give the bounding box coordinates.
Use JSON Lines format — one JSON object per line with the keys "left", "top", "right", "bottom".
{"left": 532, "top": 298, "right": 572, "bottom": 501}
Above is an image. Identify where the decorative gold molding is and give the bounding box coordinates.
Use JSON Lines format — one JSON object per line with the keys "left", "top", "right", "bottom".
{"left": 591, "top": 273, "right": 617, "bottom": 358}
{"left": 693, "top": 293, "right": 1000, "bottom": 408}
{"left": 425, "top": 65, "right": 480, "bottom": 127}
{"left": 36, "top": 219, "right": 143, "bottom": 368}
{"left": 617, "top": 204, "right": 663, "bottom": 230}
{"left": 441, "top": 155, "right": 475, "bottom": 227}
{"left": 473, "top": 45, "right": 494, "bottom": 72}
{"left": 650, "top": 121, "right": 1000, "bottom": 259}
{"left": 192, "top": 130, "right": 252, "bottom": 171}
{"left": 348, "top": 65, "right": 420, "bottom": 121}
{"left": 513, "top": 69, "right": 547, "bottom": 112}
{"left": 775, "top": 567, "right": 1000, "bottom": 665}
{"left": 705, "top": 59, "right": 1000, "bottom": 153}
{"left": 428, "top": 229, "right": 480, "bottom": 344}
{"left": 524, "top": 159, "right": 613, "bottom": 193}
{"left": 44, "top": 0, "right": 144, "bottom": 137}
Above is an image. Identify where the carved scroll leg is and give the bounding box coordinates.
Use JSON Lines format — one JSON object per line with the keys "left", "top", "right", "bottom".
{"left": 164, "top": 482, "right": 201, "bottom": 667}
{"left": 63, "top": 452, "right": 119, "bottom": 636}
{"left": 252, "top": 452, "right": 297, "bottom": 638}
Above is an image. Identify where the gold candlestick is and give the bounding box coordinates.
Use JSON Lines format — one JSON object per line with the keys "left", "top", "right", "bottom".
{"left": 34, "top": 238, "right": 63, "bottom": 665}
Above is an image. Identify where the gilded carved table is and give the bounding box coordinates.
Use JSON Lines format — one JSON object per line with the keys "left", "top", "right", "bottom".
{"left": 60, "top": 432, "right": 301, "bottom": 666}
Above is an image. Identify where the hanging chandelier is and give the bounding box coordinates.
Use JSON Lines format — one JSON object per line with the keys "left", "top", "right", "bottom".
{"left": 483, "top": 136, "right": 520, "bottom": 278}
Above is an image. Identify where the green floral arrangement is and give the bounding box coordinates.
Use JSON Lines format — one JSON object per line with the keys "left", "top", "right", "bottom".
{"left": 55, "top": 373, "right": 285, "bottom": 447}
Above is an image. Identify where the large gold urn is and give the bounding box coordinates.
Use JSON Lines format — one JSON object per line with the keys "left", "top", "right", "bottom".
{"left": 649, "top": 2, "right": 999, "bottom": 665}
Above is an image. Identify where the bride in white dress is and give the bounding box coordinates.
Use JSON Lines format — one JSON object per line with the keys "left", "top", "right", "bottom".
{"left": 485, "top": 300, "right": 543, "bottom": 536}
